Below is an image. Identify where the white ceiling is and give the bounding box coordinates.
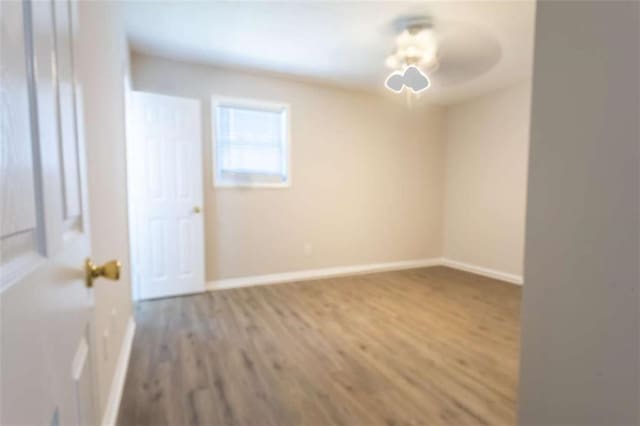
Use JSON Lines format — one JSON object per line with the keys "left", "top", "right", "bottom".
{"left": 124, "top": 1, "right": 536, "bottom": 105}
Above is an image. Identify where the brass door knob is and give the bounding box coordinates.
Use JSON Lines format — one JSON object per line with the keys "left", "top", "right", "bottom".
{"left": 85, "top": 258, "right": 121, "bottom": 288}
{"left": 193, "top": 206, "right": 201, "bottom": 214}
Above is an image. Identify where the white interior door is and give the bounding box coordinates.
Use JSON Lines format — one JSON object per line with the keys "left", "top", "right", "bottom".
{"left": 128, "top": 91, "right": 205, "bottom": 300}
{"left": 1, "top": 0, "right": 99, "bottom": 424}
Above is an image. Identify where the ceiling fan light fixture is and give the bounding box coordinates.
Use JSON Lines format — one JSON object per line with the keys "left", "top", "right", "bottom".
{"left": 385, "top": 26, "right": 439, "bottom": 73}
{"left": 385, "top": 54, "right": 401, "bottom": 70}
{"left": 384, "top": 16, "right": 442, "bottom": 95}
{"left": 385, "top": 65, "right": 431, "bottom": 94}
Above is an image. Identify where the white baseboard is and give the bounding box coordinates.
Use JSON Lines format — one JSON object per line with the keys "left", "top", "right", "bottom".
{"left": 207, "top": 258, "right": 441, "bottom": 291}
{"left": 206, "top": 257, "right": 522, "bottom": 291}
{"left": 440, "top": 258, "right": 523, "bottom": 285}
{"left": 101, "top": 316, "right": 136, "bottom": 426}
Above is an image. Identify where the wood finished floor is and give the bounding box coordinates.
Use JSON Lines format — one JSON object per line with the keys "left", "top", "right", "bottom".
{"left": 117, "top": 266, "right": 521, "bottom": 426}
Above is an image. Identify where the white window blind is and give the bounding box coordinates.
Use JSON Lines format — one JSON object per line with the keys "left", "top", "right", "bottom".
{"left": 214, "top": 99, "right": 289, "bottom": 187}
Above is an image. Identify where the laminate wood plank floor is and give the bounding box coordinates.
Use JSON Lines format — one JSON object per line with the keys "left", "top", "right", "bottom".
{"left": 117, "top": 266, "right": 521, "bottom": 426}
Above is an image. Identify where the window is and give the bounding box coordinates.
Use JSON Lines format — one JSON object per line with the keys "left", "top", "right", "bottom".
{"left": 212, "top": 97, "right": 290, "bottom": 187}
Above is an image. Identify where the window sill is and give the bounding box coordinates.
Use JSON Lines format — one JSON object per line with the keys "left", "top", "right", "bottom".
{"left": 214, "top": 181, "right": 291, "bottom": 189}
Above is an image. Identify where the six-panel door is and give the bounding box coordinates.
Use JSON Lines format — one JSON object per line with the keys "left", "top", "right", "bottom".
{"left": 128, "top": 91, "right": 205, "bottom": 300}
{"left": 1, "top": 0, "right": 96, "bottom": 424}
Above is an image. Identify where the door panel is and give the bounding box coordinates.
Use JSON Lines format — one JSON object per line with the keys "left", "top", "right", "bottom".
{"left": 177, "top": 217, "right": 192, "bottom": 276}
{"left": 0, "top": 0, "right": 39, "bottom": 279}
{"left": 71, "top": 331, "right": 94, "bottom": 426}
{"left": 128, "top": 91, "right": 205, "bottom": 300}
{"left": 1, "top": 0, "right": 96, "bottom": 424}
{"left": 176, "top": 139, "right": 191, "bottom": 199}
{"left": 53, "top": 0, "right": 82, "bottom": 222}
{"left": 147, "top": 137, "right": 164, "bottom": 199}
{"left": 30, "top": 0, "right": 66, "bottom": 256}
{"left": 149, "top": 218, "right": 168, "bottom": 279}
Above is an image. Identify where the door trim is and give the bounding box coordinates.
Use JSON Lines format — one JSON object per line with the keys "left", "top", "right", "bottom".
{"left": 101, "top": 316, "right": 136, "bottom": 426}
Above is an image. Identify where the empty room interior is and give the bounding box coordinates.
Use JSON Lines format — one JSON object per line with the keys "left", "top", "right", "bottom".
{"left": 122, "top": 2, "right": 532, "bottom": 424}
{"left": 1, "top": 1, "right": 638, "bottom": 425}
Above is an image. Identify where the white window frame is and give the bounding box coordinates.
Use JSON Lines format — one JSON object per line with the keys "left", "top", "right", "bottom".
{"left": 211, "top": 96, "right": 291, "bottom": 188}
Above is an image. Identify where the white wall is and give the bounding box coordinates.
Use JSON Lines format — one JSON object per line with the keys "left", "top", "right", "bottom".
{"left": 76, "top": 1, "right": 133, "bottom": 420}
{"left": 443, "top": 82, "right": 531, "bottom": 280}
{"left": 131, "top": 53, "right": 447, "bottom": 281}
{"left": 518, "top": 1, "right": 639, "bottom": 424}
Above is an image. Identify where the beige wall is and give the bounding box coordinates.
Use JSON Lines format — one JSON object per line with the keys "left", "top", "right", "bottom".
{"left": 131, "top": 53, "right": 446, "bottom": 281}
{"left": 518, "top": 1, "right": 639, "bottom": 424}
{"left": 443, "top": 82, "right": 531, "bottom": 278}
{"left": 76, "top": 1, "right": 133, "bottom": 420}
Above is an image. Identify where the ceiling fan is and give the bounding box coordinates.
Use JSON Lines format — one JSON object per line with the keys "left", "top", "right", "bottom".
{"left": 384, "top": 15, "right": 502, "bottom": 94}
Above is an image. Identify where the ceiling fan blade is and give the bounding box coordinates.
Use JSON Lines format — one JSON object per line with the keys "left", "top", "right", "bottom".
{"left": 430, "top": 23, "right": 502, "bottom": 86}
